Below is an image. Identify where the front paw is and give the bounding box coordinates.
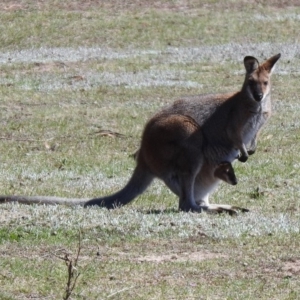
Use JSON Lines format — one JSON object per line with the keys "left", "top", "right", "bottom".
{"left": 238, "top": 154, "right": 248, "bottom": 163}
{"left": 247, "top": 149, "right": 256, "bottom": 156}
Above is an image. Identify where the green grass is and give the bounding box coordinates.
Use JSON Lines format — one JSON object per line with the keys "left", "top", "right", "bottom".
{"left": 0, "top": 2, "right": 299, "bottom": 50}
{"left": 1, "top": 0, "right": 300, "bottom": 299}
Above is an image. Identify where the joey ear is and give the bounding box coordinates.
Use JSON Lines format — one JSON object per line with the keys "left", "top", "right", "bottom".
{"left": 244, "top": 56, "right": 259, "bottom": 73}
{"left": 262, "top": 53, "right": 281, "bottom": 73}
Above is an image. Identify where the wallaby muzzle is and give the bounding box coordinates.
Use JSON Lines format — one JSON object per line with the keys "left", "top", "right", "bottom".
{"left": 232, "top": 179, "right": 238, "bottom": 185}
{"left": 253, "top": 92, "right": 264, "bottom": 102}
{"left": 250, "top": 84, "right": 264, "bottom": 102}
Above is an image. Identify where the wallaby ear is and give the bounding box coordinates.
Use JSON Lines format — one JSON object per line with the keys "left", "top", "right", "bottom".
{"left": 244, "top": 56, "right": 259, "bottom": 73}
{"left": 262, "top": 53, "right": 281, "bottom": 74}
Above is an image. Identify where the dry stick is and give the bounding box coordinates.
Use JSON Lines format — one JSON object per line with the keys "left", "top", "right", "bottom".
{"left": 62, "top": 254, "right": 81, "bottom": 300}
{"left": 52, "top": 230, "right": 82, "bottom": 300}
{"left": 64, "top": 231, "right": 82, "bottom": 300}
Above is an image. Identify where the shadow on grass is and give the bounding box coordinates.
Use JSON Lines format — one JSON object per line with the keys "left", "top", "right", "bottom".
{"left": 140, "top": 208, "right": 179, "bottom": 215}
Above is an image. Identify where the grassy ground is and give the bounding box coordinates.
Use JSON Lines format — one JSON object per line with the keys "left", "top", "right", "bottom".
{"left": 0, "top": 1, "right": 300, "bottom": 299}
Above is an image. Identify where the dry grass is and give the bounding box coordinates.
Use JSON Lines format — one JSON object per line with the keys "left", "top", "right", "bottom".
{"left": 0, "top": 1, "right": 300, "bottom": 299}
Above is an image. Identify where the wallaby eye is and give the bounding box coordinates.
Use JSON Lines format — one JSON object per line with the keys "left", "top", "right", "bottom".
{"left": 263, "top": 81, "right": 268, "bottom": 86}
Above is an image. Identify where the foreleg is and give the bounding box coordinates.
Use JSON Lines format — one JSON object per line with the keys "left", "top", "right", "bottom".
{"left": 237, "top": 142, "right": 249, "bottom": 162}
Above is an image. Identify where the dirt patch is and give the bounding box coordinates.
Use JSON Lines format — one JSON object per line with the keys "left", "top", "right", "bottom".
{"left": 262, "top": 259, "right": 300, "bottom": 278}
{"left": 282, "top": 259, "right": 300, "bottom": 276}
{"left": 137, "top": 251, "right": 226, "bottom": 263}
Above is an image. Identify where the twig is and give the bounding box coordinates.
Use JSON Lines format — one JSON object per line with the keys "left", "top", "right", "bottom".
{"left": 64, "top": 230, "right": 82, "bottom": 300}
{"left": 53, "top": 230, "right": 82, "bottom": 300}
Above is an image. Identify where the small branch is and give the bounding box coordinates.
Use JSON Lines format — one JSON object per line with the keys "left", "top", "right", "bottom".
{"left": 53, "top": 230, "right": 82, "bottom": 300}
{"left": 74, "top": 230, "right": 82, "bottom": 266}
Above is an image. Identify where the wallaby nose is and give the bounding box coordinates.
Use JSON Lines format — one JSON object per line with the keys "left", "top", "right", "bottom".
{"left": 254, "top": 93, "right": 264, "bottom": 101}
{"left": 232, "top": 179, "right": 238, "bottom": 185}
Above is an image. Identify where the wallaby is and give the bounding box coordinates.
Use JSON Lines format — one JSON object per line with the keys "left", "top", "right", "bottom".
{"left": 214, "top": 162, "right": 237, "bottom": 186}
{"left": 193, "top": 160, "right": 246, "bottom": 215}
{"left": 0, "top": 54, "right": 280, "bottom": 213}
{"left": 85, "top": 53, "right": 280, "bottom": 212}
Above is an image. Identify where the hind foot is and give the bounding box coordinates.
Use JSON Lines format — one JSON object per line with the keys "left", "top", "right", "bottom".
{"left": 179, "top": 202, "right": 203, "bottom": 213}
{"left": 201, "top": 204, "right": 249, "bottom": 216}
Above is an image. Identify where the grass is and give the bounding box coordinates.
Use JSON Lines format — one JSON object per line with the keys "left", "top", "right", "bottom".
{"left": 0, "top": 0, "right": 300, "bottom": 299}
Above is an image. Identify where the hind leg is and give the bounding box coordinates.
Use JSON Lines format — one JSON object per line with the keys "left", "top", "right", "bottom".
{"left": 196, "top": 196, "right": 249, "bottom": 215}
{"left": 195, "top": 194, "right": 249, "bottom": 215}
{"left": 201, "top": 204, "right": 249, "bottom": 215}
{"left": 161, "top": 165, "right": 203, "bottom": 212}
{"left": 177, "top": 172, "right": 203, "bottom": 212}
{"left": 195, "top": 193, "right": 249, "bottom": 215}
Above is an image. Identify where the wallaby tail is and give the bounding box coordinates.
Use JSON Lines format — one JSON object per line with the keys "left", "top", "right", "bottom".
{"left": 84, "top": 165, "right": 153, "bottom": 209}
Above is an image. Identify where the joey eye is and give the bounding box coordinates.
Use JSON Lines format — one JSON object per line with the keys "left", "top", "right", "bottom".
{"left": 263, "top": 81, "right": 268, "bottom": 86}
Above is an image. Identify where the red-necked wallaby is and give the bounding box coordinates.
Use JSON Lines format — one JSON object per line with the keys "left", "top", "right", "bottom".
{"left": 84, "top": 53, "right": 280, "bottom": 212}
{"left": 0, "top": 54, "right": 280, "bottom": 214}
